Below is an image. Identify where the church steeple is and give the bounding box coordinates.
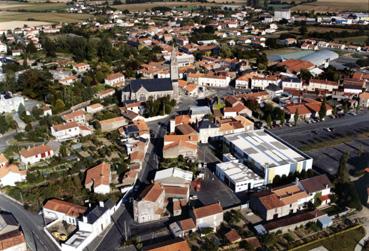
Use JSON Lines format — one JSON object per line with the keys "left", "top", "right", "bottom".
{"left": 170, "top": 47, "right": 179, "bottom": 100}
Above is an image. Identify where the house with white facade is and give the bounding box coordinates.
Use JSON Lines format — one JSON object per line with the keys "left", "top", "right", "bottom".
{"left": 0, "top": 163, "right": 26, "bottom": 187}
{"left": 51, "top": 122, "right": 92, "bottom": 141}
{"left": 43, "top": 199, "right": 87, "bottom": 226}
{"left": 62, "top": 110, "right": 87, "bottom": 125}
{"left": 306, "top": 79, "right": 339, "bottom": 92}
{"left": 188, "top": 73, "right": 231, "bottom": 88}
{"left": 0, "top": 93, "right": 24, "bottom": 114}
{"left": 73, "top": 63, "right": 90, "bottom": 73}
{"left": 191, "top": 202, "right": 223, "bottom": 230}
{"left": 251, "top": 75, "right": 281, "bottom": 90}
{"left": 85, "top": 103, "right": 104, "bottom": 114}
{"left": 19, "top": 144, "right": 54, "bottom": 166}
{"left": 297, "top": 175, "right": 332, "bottom": 206}
{"left": 104, "top": 72, "right": 125, "bottom": 87}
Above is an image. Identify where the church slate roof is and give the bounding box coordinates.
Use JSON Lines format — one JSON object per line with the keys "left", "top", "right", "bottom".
{"left": 123, "top": 78, "right": 173, "bottom": 93}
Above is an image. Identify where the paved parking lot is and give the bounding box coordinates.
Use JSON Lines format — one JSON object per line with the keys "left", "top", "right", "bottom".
{"left": 272, "top": 111, "right": 369, "bottom": 176}
{"left": 194, "top": 168, "right": 241, "bottom": 210}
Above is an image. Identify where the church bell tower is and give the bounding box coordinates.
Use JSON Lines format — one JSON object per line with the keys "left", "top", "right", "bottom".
{"left": 170, "top": 47, "right": 179, "bottom": 100}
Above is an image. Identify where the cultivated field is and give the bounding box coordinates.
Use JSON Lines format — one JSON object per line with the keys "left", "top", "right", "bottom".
{"left": 0, "top": 11, "right": 92, "bottom": 23}
{"left": 292, "top": 0, "right": 368, "bottom": 12}
{"left": 0, "top": 2, "right": 66, "bottom": 11}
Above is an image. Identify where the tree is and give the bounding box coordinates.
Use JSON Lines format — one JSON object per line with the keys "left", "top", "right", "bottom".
{"left": 319, "top": 99, "right": 327, "bottom": 120}
{"left": 54, "top": 99, "right": 65, "bottom": 113}
{"left": 300, "top": 69, "right": 312, "bottom": 81}
{"left": 266, "top": 114, "right": 272, "bottom": 128}
{"left": 299, "top": 24, "right": 308, "bottom": 36}
{"left": 280, "top": 110, "right": 285, "bottom": 125}
{"left": 337, "top": 152, "right": 349, "bottom": 184}
{"left": 26, "top": 42, "right": 37, "bottom": 54}
{"left": 294, "top": 109, "right": 299, "bottom": 125}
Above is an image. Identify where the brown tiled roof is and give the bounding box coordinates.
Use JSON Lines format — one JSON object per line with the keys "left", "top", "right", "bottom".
{"left": 285, "top": 104, "right": 311, "bottom": 115}
{"left": 193, "top": 202, "right": 223, "bottom": 219}
{"left": 0, "top": 230, "right": 25, "bottom": 250}
{"left": 140, "top": 183, "right": 164, "bottom": 202}
{"left": 0, "top": 164, "right": 26, "bottom": 178}
{"left": 44, "top": 199, "right": 86, "bottom": 217}
{"left": 62, "top": 110, "right": 85, "bottom": 121}
{"left": 264, "top": 210, "right": 324, "bottom": 231}
{"left": 179, "top": 218, "right": 196, "bottom": 231}
{"left": 225, "top": 229, "right": 241, "bottom": 243}
{"left": 145, "top": 239, "right": 191, "bottom": 251}
{"left": 176, "top": 124, "right": 197, "bottom": 135}
{"left": 105, "top": 72, "right": 124, "bottom": 81}
{"left": 85, "top": 162, "right": 111, "bottom": 187}
{"left": 278, "top": 59, "right": 314, "bottom": 73}
{"left": 299, "top": 175, "right": 332, "bottom": 194}
{"left": 99, "top": 116, "right": 126, "bottom": 126}
{"left": 52, "top": 121, "right": 79, "bottom": 132}
{"left": 258, "top": 193, "right": 285, "bottom": 210}
{"left": 163, "top": 140, "right": 197, "bottom": 151}
{"left": 175, "top": 115, "right": 190, "bottom": 125}
{"left": 164, "top": 134, "right": 198, "bottom": 142}
{"left": 19, "top": 144, "right": 52, "bottom": 158}
{"left": 163, "top": 185, "right": 188, "bottom": 196}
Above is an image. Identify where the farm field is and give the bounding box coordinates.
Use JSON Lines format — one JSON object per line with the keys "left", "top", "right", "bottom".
{"left": 0, "top": 2, "right": 66, "bottom": 11}
{"left": 292, "top": 0, "right": 368, "bottom": 12}
{"left": 0, "top": 11, "right": 92, "bottom": 24}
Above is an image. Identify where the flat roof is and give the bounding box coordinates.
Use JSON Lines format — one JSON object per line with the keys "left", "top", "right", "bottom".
{"left": 216, "top": 161, "right": 263, "bottom": 183}
{"left": 224, "top": 130, "right": 308, "bottom": 168}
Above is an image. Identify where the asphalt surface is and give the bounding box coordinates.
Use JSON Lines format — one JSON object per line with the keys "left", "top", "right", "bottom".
{"left": 272, "top": 111, "right": 369, "bottom": 176}
{"left": 0, "top": 195, "right": 58, "bottom": 251}
{"left": 272, "top": 111, "right": 369, "bottom": 148}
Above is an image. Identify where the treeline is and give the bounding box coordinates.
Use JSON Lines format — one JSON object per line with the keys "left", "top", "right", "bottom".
{"left": 308, "top": 30, "right": 369, "bottom": 42}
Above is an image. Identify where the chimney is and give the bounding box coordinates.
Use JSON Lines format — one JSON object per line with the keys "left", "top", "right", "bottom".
{"left": 83, "top": 216, "right": 88, "bottom": 223}
{"left": 99, "top": 201, "right": 105, "bottom": 208}
{"left": 170, "top": 119, "right": 175, "bottom": 133}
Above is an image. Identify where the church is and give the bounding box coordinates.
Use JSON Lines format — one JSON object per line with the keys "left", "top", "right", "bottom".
{"left": 121, "top": 48, "right": 179, "bottom": 102}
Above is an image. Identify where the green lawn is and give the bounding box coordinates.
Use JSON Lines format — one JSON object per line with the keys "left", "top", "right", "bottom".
{"left": 294, "top": 226, "right": 365, "bottom": 251}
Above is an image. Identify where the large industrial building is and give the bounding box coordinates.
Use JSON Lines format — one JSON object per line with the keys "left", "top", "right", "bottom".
{"left": 215, "top": 160, "right": 264, "bottom": 192}
{"left": 224, "top": 130, "right": 313, "bottom": 184}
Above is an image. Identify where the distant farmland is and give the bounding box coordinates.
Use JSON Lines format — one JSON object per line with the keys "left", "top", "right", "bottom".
{"left": 292, "top": 0, "right": 368, "bottom": 13}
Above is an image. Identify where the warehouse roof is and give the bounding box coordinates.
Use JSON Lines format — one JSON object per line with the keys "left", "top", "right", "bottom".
{"left": 224, "top": 130, "right": 309, "bottom": 168}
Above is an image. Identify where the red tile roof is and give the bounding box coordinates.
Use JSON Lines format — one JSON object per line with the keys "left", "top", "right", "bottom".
{"left": 19, "top": 144, "right": 52, "bottom": 158}
{"left": 193, "top": 202, "right": 223, "bottom": 219}
{"left": 85, "top": 162, "right": 111, "bottom": 188}
{"left": 140, "top": 183, "right": 164, "bottom": 202}
{"left": 44, "top": 199, "right": 87, "bottom": 217}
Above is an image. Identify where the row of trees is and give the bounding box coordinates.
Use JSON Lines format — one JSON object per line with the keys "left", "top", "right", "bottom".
{"left": 144, "top": 96, "right": 176, "bottom": 117}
